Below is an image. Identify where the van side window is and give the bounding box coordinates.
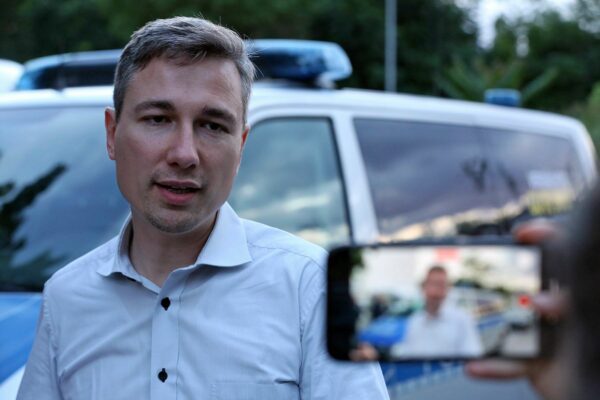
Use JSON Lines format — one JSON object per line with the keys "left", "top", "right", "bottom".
{"left": 355, "top": 118, "right": 587, "bottom": 240}
{"left": 483, "top": 129, "right": 586, "bottom": 223}
{"left": 354, "top": 118, "right": 502, "bottom": 239}
{"left": 229, "top": 117, "right": 350, "bottom": 249}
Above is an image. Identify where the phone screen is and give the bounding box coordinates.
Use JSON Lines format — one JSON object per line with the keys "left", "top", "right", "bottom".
{"left": 327, "top": 243, "right": 542, "bottom": 361}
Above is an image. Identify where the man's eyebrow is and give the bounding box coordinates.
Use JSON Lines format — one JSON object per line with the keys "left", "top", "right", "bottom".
{"left": 133, "top": 100, "right": 175, "bottom": 114}
{"left": 200, "top": 106, "right": 237, "bottom": 126}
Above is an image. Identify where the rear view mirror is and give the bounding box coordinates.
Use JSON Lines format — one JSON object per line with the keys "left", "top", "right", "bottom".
{"left": 327, "top": 240, "right": 544, "bottom": 362}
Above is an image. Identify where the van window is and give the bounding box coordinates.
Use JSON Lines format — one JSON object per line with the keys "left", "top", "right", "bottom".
{"left": 0, "top": 107, "right": 129, "bottom": 290}
{"left": 15, "top": 64, "right": 117, "bottom": 90}
{"left": 229, "top": 117, "right": 350, "bottom": 248}
{"left": 355, "top": 118, "right": 501, "bottom": 239}
{"left": 355, "top": 118, "right": 586, "bottom": 240}
{"left": 482, "top": 129, "right": 586, "bottom": 223}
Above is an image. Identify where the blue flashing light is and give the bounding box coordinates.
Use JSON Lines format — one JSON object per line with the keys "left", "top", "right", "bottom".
{"left": 484, "top": 88, "right": 522, "bottom": 107}
{"left": 248, "top": 39, "right": 352, "bottom": 86}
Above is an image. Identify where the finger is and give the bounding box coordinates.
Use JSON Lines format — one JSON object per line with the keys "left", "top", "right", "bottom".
{"left": 532, "top": 292, "right": 568, "bottom": 321}
{"left": 349, "top": 344, "right": 379, "bottom": 361}
{"left": 532, "top": 292, "right": 568, "bottom": 313}
{"left": 465, "top": 359, "right": 529, "bottom": 380}
{"left": 513, "top": 220, "right": 561, "bottom": 244}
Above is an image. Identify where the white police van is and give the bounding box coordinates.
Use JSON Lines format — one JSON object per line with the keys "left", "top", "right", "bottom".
{"left": 0, "top": 40, "right": 596, "bottom": 400}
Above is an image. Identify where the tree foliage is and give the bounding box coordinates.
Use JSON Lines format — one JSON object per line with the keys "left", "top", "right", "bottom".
{"left": 567, "top": 82, "right": 600, "bottom": 154}
{"left": 1, "top": 0, "right": 477, "bottom": 92}
{"left": 575, "top": 0, "right": 600, "bottom": 33}
{"left": 520, "top": 10, "right": 600, "bottom": 111}
{"left": 0, "top": 0, "right": 122, "bottom": 61}
{"left": 436, "top": 57, "right": 559, "bottom": 105}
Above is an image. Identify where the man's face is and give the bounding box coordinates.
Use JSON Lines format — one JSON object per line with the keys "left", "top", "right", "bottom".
{"left": 105, "top": 57, "right": 248, "bottom": 236}
{"left": 422, "top": 270, "right": 449, "bottom": 315}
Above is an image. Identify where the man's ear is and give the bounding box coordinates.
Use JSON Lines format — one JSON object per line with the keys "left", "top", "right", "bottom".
{"left": 241, "top": 124, "right": 250, "bottom": 149}
{"left": 236, "top": 125, "right": 250, "bottom": 174}
{"left": 105, "top": 107, "right": 117, "bottom": 160}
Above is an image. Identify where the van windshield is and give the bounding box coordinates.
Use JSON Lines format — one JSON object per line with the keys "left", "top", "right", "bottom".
{"left": 0, "top": 107, "right": 129, "bottom": 291}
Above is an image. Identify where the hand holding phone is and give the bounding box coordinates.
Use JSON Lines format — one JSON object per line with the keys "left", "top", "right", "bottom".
{"left": 465, "top": 221, "right": 566, "bottom": 400}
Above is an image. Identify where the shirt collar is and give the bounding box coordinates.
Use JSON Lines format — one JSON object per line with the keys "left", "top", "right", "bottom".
{"left": 97, "top": 202, "right": 252, "bottom": 278}
{"left": 194, "top": 202, "right": 252, "bottom": 267}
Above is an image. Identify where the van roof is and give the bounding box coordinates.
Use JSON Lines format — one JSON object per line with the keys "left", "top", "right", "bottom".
{"left": 0, "top": 83, "right": 586, "bottom": 136}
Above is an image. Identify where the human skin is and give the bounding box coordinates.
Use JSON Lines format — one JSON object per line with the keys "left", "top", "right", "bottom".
{"left": 104, "top": 57, "right": 249, "bottom": 286}
{"left": 422, "top": 270, "right": 449, "bottom": 316}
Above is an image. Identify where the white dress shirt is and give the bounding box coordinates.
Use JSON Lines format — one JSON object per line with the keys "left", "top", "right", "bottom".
{"left": 391, "top": 305, "right": 483, "bottom": 358}
{"left": 17, "top": 203, "right": 388, "bottom": 400}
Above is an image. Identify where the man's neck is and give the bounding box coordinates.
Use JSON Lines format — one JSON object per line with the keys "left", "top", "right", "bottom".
{"left": 425, "top": 305, "right": 441, "bottom": 318}
{"left": 128, "top": 214, "right": 216, "bottom": 287}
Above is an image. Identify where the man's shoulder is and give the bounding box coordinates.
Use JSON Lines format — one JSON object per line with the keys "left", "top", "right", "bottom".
{"left": 241, "top": 218, "right": 328, "bottom": 270}
{"left": 44, "top": 236, "right": 119, "bottom": 292}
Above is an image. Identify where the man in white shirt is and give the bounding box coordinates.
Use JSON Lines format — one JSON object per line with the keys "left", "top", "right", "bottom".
{"left": 392, "top": 266, "right": 483, "bottom": 358}
{"left": 17, "top": 16, "right": 388, "bottom": 399}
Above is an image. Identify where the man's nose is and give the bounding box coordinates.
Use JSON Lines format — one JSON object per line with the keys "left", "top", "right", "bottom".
{"left": 165, "top": 122, "right": 200, "bottom": 169}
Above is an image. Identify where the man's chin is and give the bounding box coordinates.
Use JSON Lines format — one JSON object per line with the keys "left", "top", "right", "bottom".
{"left": 146, "top": 212, "right": 208, "bottom": 235}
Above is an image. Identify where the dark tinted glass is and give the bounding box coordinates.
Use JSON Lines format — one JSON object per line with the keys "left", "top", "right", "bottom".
{"left": 0, "top": 107, "right": 129, "bottom": 291}
{"left": 15, "top": 63, "right": 116, "bottom": 90}
{"left": 355, "top": 119, "right": 506, "bottom": 239}
{"left": 15, "top": 68, "right": 59, "bottom": 90}
{"left": 229, "top": 118, "right": 350, "bottom": 248}
{"left": 482, "top": 128, "right": 586, "bottom": 226}
{"left": 355, "top": 118, "right": 587, "bottom": 240}
{"left": 63, "top": 64, "right": 116, "bottom": 88}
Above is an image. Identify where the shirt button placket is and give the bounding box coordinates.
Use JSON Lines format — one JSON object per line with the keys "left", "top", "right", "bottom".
{"left": 150, "top": 282, "right": 182, "bottom": 400}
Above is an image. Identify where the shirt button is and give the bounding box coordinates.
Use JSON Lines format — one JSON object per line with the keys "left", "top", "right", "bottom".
{"left": 158, "top": 368, "right": 168, "bottom": 382}
{"left": 161, "top": 297, "right": 171, "bottom": 310}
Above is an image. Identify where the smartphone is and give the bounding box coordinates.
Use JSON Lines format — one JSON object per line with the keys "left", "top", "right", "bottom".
{"left": 326, "top": 239, "right": 549, "bottom": 362}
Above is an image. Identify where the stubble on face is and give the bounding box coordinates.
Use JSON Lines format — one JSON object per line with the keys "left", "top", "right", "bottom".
{"left": 141, "top": 171, "right": 209, "bottom": 234}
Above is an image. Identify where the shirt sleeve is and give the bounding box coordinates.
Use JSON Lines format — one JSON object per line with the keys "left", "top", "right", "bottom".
{"left": 17, "top": 290, "right": 63, "bottom": 400}
{"left": 298, "top": 261, "right": 389, "bottom": 400}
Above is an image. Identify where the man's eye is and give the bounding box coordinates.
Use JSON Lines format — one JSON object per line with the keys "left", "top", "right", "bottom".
{"left": 202, "top": 122, "right": 226, "bottom": 133}
{"left": 144, "top": 115, "right": 169, "bottom": 125}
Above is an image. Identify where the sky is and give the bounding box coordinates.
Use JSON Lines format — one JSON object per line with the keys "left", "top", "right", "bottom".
{"left": 474, "top": 0, "right": 576, "bottom": 46}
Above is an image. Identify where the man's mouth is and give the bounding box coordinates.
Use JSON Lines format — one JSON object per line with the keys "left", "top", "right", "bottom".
{"left": 155, "top": 182, "right": 201, "bottom": 194}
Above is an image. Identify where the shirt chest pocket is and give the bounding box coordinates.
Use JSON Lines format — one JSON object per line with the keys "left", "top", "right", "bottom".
{"left": 211, "top": 382, "right": 300, "bottom": 400}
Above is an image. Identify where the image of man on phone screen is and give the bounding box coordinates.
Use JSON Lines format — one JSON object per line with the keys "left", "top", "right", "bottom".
{"left": 391, "top": 265, "right": 483, "bottom": 358}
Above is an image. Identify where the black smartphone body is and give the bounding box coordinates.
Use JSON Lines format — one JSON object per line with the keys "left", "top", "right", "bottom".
{"left": 327, "top": 239, "right": 550, "bottom": 362}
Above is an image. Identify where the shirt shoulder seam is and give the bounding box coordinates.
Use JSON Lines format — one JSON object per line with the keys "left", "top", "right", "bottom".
{"left": 246, "top": 242, "right": 325, "bottom": 272}
{"left": 42, "top": 286, "right": 57, "bottom": 350}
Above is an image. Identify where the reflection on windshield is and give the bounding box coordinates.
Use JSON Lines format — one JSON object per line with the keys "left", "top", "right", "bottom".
{"left": 461, "top": 158, "right": 488, "bottom": 192}
{"left": 0, "top": 107, "right": 130, "bottom": 291}
{"left": 0, "top": 161, "right": 67, "bottom": 290}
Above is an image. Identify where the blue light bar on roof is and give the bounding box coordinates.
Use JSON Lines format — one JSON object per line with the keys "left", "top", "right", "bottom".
{"left": 248, "top": 39, "right": 352, "bottom": 86}
{"left": 484, "top": 88, "right": 522, "bottom": 107}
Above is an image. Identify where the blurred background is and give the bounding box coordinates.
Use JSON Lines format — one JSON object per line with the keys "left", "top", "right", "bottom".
{"left": 1, "top": 0, "right": 599, "bottom": 153}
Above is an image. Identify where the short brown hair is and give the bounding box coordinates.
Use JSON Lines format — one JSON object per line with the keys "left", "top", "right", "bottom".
{"left": 113, "top": 16, "right": 255, "bottom": 123}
